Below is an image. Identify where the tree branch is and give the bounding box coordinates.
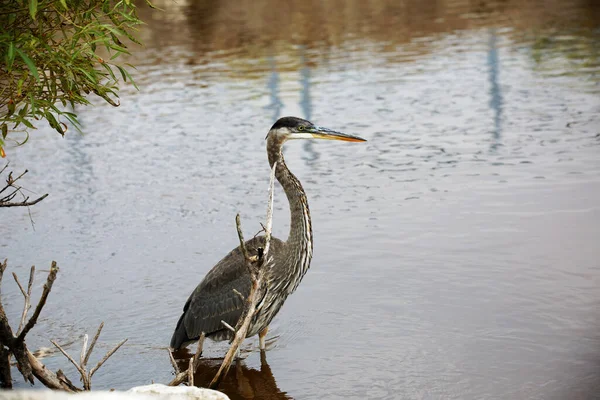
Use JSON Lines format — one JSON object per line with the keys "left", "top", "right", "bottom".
{"left": 0, "top": 165, "right": 48, "bottom": 208}
{"left": 0, "top": 193, "right": 48, "bottom": 208}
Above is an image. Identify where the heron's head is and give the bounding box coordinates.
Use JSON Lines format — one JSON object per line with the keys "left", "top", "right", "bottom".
{"left": 266, "top": 116, "right": 366, "bottom": 143}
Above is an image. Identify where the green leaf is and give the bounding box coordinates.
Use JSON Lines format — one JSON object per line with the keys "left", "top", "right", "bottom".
{"left": 7, "top": 42, "right": 15, "bottom": 70}
{"left": 101, "top": 62, "right": 118, "bottom": 82}
{"left": 16, "top": 130, "right": 30, "bottom": 146}
{"left": 145, "top": 0, "right": 162, "bottom": 10}
{"left": 59, "top": 0, "right": 67, "bottom": 9}
{"left": 116, "top": 65, "right": 127, "bottom": 81}
{"left": 15, "top": 49, "right": 40, "bottom": 83}
{"left": 2, "top": 124, "right": 7, "bottom": 139}
{"left": 45, "top": 112, "right": 64, "bottom": 135}
{"left": 115, "top": 65, "right": 138, "bottom": 89}
{"left": 20, "top": 118, "right": 35, "bottom": 129}
{"left": 123, "top": 30, "right": 142, "bottom": 45}
{"left": 18, "top": 105, "right": 29, "bottom": 117}
{"left": 29, "top": 0, "right": 38, "bottom": 19}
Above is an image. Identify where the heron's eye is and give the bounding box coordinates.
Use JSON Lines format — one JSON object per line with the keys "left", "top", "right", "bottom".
{"left": 298, "top": 125, "right": 305, "bottom": 131}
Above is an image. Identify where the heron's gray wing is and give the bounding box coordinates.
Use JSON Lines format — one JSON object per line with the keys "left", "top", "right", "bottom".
{"left": 170, "top": 236, "right": 283, "bottom": 349}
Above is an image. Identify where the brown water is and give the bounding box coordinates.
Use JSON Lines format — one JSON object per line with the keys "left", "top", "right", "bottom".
{"left": 2, "top": 0, "right": 600, "bottom": 398}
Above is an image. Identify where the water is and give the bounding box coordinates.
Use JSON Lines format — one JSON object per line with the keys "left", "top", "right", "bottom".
{"left": 1, "top": 0, "right": 599, "bottom": 398}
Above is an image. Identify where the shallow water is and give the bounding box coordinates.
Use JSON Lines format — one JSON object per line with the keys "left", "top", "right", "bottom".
{"left": 2, "top": 0, "right": 600, "bottom": 398}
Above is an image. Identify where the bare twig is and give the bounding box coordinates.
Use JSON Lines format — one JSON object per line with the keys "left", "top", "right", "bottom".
{"left": 80, "top": 335, "right": 88, "bottom": 367}
{"left": 83, "top": 322, "right": 104, "bottom": 367}
{"left": 232, "top": 288, "right": 245, "bottom": 301}
{"left": 187, "top": 357, "right": 194, "bottom": 387}
{"left": 89, "top": 338, "right": 127, "bottom": 378}
{"left": 263, "top": 161, "right": 277, "bottom": 256}
{"left": 235, "top": 214, "right": 251, "bottom": 263}
{"left": 50, "top": 340, "right": 86, "bottom": 378}
{"left": 192, "top": 333, "right": 205, "bottom": 371}
{"left": 18, "top": 262, "right": 58, "bottom": 341}
{"left": 221, "top": 320, "right": 235, "bottom": 333}
{"left": 13, "top": 265, "right": 35, "bottom": 335}
{"left": 0, "top": 193, "right": 48, "bottom": 207}
{"left": 168, "top": 349, "right": 180, "bottom": 375}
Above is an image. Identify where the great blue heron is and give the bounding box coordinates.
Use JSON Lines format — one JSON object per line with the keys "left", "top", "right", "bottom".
{"left": 170, "top": 116, "right": 366, "bottom": 350}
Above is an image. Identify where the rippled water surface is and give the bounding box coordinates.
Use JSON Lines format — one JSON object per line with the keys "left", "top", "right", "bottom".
{"left": 2, "top": 0, "right": 600, "bottom": 399}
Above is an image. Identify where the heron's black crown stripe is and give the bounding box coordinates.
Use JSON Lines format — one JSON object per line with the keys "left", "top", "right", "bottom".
{"left": 270, "top": 116, "right": 313, "bottom": 130}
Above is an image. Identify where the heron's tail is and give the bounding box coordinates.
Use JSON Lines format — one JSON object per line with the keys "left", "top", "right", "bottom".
{"left": 170, "top": 312, "right": 190, "bottom": 350}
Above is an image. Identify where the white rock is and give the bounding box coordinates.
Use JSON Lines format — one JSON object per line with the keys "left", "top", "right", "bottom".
{"left": 128, "top": 384, "right": 229, "bottom": 400}
{"left": 0, "top": 385, "right": 229, "bottom": 400}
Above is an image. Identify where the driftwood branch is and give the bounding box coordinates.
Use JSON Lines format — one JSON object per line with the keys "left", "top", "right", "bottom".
{"left": 208, "top": 161, "right": 277, "bottom": 389}
{"left": 0, "top": 260, "right": 126, "bottom": 391}
{"left": 166, "top": 162, "right": 278, "bottom": 389}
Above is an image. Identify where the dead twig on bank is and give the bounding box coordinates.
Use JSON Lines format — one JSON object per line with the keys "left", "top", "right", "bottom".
{"left": 0, "top": 260, "right": 127, "bottom": 391}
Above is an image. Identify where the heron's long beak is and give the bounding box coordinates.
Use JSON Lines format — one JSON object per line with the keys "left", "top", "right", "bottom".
{"left": 309, "top": 127, "right": 366, "bottom": 142}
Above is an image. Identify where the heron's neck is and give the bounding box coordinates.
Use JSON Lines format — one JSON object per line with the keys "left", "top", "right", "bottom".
{"left": 267, "top": 141, "right": 313, "bottom": 257}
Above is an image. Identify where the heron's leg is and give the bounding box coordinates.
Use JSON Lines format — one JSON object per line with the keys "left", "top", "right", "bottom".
{"left": 259, "top": 326, "right": 269, "bottom": 350}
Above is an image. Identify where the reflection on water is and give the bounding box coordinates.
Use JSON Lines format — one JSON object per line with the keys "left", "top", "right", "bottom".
{"left": 1, "top": 0, "right": 599, "bottom": 399}
{"left": 174, "top": 350, "right": 290, "bottom": 400}
{"left": 487, "top": 28, "right": 503, "bottom": 152}
{"left": 266, "top": 54, "right": 283, "bottom": 123}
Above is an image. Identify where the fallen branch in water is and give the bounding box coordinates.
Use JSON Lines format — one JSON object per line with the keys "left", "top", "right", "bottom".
{"left": 166, "top": 162, "right": 278, "bottom": 389}
{"left": 208, "top": 161, "right": 277, "bottom": 389}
